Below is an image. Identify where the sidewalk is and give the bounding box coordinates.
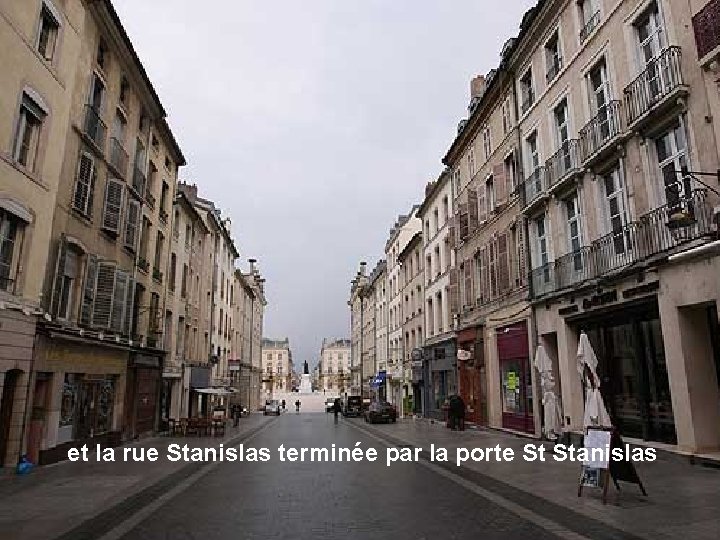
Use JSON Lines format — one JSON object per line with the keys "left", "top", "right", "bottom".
{"left": 0, "top": 414, "right": 274, "bottom": 540}
{"left": 354, "top": 417, "right": 720, "bottom": 540}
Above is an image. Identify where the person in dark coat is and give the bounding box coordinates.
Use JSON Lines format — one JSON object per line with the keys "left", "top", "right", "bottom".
{"left": 448, "top": 395, "right": 466, "bottom": 430}
{"left": 333, "top": 398, "right": 342, "bottom": 424}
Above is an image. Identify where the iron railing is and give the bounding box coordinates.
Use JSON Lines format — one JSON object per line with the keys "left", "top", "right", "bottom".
{"left": 624, "top": 46, "right": 684, "bottom": 126}
{"left": 580, "top": 11, "right": 600, "bottom": 43}
{"left": 530, "top": 190, "right": 714, "bottom": 298}
{"left": 132, "top": 166, "right": 146, "bottom": 195}
{"left": 83, "top": 105, "right": 106, "bottom": 151}
{"left": 578, "top": 100, "right": 624, "bottom": 164}
{"left": 522, "top": 166, "right": 547, "bottom": 208}
{"left": 108, "top": 138, "right": 128, "bottom": 178}
{"left": 545, "top": 139, "right": 580, "bottom": 188}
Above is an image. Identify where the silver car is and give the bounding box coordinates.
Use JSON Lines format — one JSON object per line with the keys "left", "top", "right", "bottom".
{"left": 264, "top": 399, "right": 280, "bottom": 416}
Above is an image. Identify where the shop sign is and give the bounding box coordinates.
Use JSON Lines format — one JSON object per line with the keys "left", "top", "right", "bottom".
{"left": 457, "top": 349, "right": 472, "bottom": 361}
{"left": 506, "top": 371, "right": 518, "bottom": 391}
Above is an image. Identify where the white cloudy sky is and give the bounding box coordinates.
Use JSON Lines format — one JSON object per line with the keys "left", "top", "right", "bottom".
{"left": 114, "top": 0, "right": 535, "bottom": 368}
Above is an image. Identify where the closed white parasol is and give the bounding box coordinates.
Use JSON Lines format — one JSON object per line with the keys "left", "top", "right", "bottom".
{"left": 577, "top": 333, "right": 612, "bottom": 429}
{"left": 534, "top": 345, "right": 562, "bottom": 439}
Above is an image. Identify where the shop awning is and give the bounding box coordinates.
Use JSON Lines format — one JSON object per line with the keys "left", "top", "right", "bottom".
{"left": 195, "top": 387, "right": 237, "bottom": 395}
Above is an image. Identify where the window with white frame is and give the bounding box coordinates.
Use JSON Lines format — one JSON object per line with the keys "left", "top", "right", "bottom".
{"left": 13, "top": 93, "right": 47, "bottom": 172}
{"left": 37, "top": 3, "right": 60, "bottom": 62}
{"left": 526, "top": 131, "right": 540, "bottom": 172}
{"left": 504, "top": 152, "right": 518, "bottom": 192}
{"left": 635, "top": 2, "right": 665, "bottom": 67}
{"left": 532, "top": 214, "right": 549, "bottom": 270}
{"left": 565, "top": 193, "right": 584, "bottom": 272}
{"left": 579, "top": 0, "right": 600, "bottom": 42}
{"left": 520, "top": 68, "right": 535, "bottom": 114}
{"left": 453, "top": 168, "right": 461, "bottom": 193}
{"left": 486, "top": 176, "right": 496, "bottom": 214}
{"left": 655, "top": 122, "right": 690, "bottom": 208}
{"left": 482, "top": 126, "right": 492, "bottom": 160}
{"left": 601, "top": 167, "right": 630, "bottom": 255}
{"left": 0, "top": 210, "right": 24, "bottom": 292}
{"left": 502, "top": 96, "right": 513, "bottom": 135}
{"left": 468, "top": 147, "right": 476, "bottom": 178}
{"left": 545, "top": 31, "right": 563, "bottom": 82}
{"left": 554, "top": 99, "right": 570, "bottom": 148}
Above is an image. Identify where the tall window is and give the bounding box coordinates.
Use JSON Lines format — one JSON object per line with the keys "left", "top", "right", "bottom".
{"left": 545, "top": 31, "right": 563, "bottom": 82}
{"left": 468, "top": 147, "right": 476, "bottom": 178}
{"left": 482, "top": 126, "right": 492, "bottom": 160}
{"left": 533, "top": 214, "right": 549, "bottom": 270}
{"left": 579, "top": 0, "right": 600, "bottom": 42}
{"left": 602, "top": 168, "right": 630, "bottom": 256}
{"left": 520, "top": 68, "right": 535, "bottom": 114}
{"left": 13, "top": 93, "right": 46, "bottom": 171}
{"left": 565, "top": 194, "right": 584, "bottom": 272}
{"left": 502, "top": 96, "right": 513, "bottom": 135}
{"left": 504, "top": 152, "right": 517, "bottom": 192}
{"left": 0, "top": 211, "right": 22, "bottom": 292}
{"left": 635, "top": 2, "right": 665, "bottom": 67}
{"left": 486, "top": 176, "right": 496, "bottom": 214}
{"left": 526, "top": 132, "right": 539, "bottom": 172}
{"left": 37, "top": 4, "right": 60, "bottom": 61}
{"left": 655, "top": 123, "right": 689, "bottom": 207}
{"left": 554, "top": 99, "right": 570, "bottom": 148}
{"left": 588, "top": 60, "right": 610, "bottom": 117}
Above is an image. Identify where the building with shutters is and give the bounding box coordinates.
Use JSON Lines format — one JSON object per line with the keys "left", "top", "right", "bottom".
{"left": 15, "top": 0, "right": 186, "bottom": 466}
{"left": 509, "top": 0, "right": 720, "bottom": 453}
{"left": 385, "top": 209, "right": 421, "bottom": 412}
{"left": 317, "top": 338, "right": 351, "bottom": 393}
{"left": 397, "top": 232, "right": 424, "bottom": 415}
{"left": 443, "top": 63, "right": 535, "bottom": 434}
{"left": 0, "top": 0, "right": 83, "bottom": 469}
{"left": 417, "top": 170, "right": 457, "bottom": 420}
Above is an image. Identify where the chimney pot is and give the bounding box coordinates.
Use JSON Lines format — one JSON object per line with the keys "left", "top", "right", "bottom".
{"left": 470, "top": 75, "right": 486, "bottom": 99}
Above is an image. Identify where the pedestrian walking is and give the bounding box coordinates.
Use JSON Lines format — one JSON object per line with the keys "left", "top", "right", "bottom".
{"left": 281, "top": 399, "right": 286, "bottom": 412}
{"left": 295, "top": 399, "right": 301, "bottom": 413}
{"left": 333, "top": 398, "right": 341, "bottom": 424}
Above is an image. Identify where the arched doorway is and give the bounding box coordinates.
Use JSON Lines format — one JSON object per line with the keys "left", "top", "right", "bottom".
{"left": 0, "top": 369, "right": 23, "bottom": 466}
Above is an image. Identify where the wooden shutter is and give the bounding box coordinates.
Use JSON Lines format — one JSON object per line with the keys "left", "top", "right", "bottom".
{"left": 448, "top": 268, "right": 459, "bottom": 315}
{"left": 467, "top": 189, "right": 478, "bottom": 232}
{"left": 74, "top": 153, "right": 95, "bottom": 214}
{"left": 494, "top": 163, "right": 507, "bottom": 206}
{"left": 93, "top": 262, "right": 116, "bottom": 329}
{"left": 124, "top": 277, "right": 135, "bottom": 336}
{"left": 458, "top": 203, "right": 469, "bottom": 240}
{"left": 111, "top": 270, "right": 128, "bottom": 332}
{"left": 49, "top": 235, "right": 67, "bottom": 317}
{"left": 80, "top": 254, "right": 98, "bottom": 326}
{"left": 498, "top": 232, "right": 510, "bottom": 292}
{"left": 102, "top": 179, "right": 124, "bottom": 233}
{"left": 517, "top": 218, "right": 527, "bottom": 287}
{"left": 463, "top": 259, "right": 474, "bottom": 307}
{"left": 124, "top": 198, "right": 140, "bottom": 250}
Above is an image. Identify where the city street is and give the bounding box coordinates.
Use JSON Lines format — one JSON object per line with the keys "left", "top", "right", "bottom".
{"left": 1, "top": 412, "right": 714, "bottom": 540}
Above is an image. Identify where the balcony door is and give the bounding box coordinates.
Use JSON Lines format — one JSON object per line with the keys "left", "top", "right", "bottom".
{"left": 554, "top": 100, "right": 571, "bottom": 172}
{"left": 588, "top": 61, "right": 611, "bottom": 140}
{"left": 533, "top": 214, "right": 550, "bottom": 284}
{"left": 602, "top": 168, "right": 631, "bottom": 261}
{"left": 565, "top": 194, "right": 584, "bottom": 281}
{"left": 635, "top": 3, "right": 669, "bottom": 100}
{"left": 655, "top": 123, "right": 690, "bottom": 209}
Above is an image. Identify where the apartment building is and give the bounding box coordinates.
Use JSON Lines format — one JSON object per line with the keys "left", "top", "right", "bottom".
{"left": 511, "top": 0, "right": 720, "bottom": 451}
{"left": 317, "top": 338, "right": 351, "bottom": 393}
{"left": 371, "top": 260, "right": 387, "bottom": 399}
{"left": 261, "top": 338, "right": 293, "bottom": 395}
{"left": 385, "top": 209, "right": 421, "bottom": 409}
{"left": 0, "top": 0, "right": 83, "bottom": 468}
{"left": 4, "top": 0, "right": 186, "bottom": 466}
{"left": 417, "top": 170, "right": 460, "bottom": 420}
{"left": 348, "top": 264, "right": 366, "bottom": 396}
{"left": 397, "top": 233, "right": 424, "bottom": 415}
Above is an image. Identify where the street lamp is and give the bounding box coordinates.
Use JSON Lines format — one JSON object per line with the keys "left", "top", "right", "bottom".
{"left": 666, "top": 169, "right": 720, "bottom": 240}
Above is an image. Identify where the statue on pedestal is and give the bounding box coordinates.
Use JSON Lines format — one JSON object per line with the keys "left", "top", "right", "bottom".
{"left": 303, "top": 360, "right": 309, "bottom": 375}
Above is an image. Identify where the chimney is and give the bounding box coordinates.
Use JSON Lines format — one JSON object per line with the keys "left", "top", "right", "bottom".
{"left": 470, "top": 75, "right": 486, "bottom": 99}
{"left": 248, "top": 258, "right": 257, "bottom": 274}
{"left": 425, "top": 181, "right": 435, "bottom": 197}
{"left": 359, "top": 261, "right": 367, "bottom": 276}
{"left": 223, "top": 217, "right": 232, "bottom": 232}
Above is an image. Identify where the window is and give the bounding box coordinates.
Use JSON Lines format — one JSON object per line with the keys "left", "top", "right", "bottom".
{"left": 13, "top": 93, "right": 46, "bottom": 171}
{"left": 89, "top": 73, "right": 105, "bottom": 112}
{"left": 554, "top": 99, "right": 570, "bottom": 148}
{"left": 526, "top": 132, "right": 539, "bottom": 173}
{"left": 79, "top": 256, "right": 135, "bottom": 334}
{"left": 655, "top": 123, "right": 689, "bottom": 207}
{"left": 486, "top": 176, "right": 496, "bottom": 214}
{"left": 453, "top": 168, "right": 461, "bottom": 193}
{"left": 119, "top": 76, "right": 130, "bottom": 107}
{"left": 0, "top": 211, "right": 22, "bottom": 292}
{"left": 467, "top": 147, "right": 476, "bottom": 178}
{"left": 602, "top": 168, "right": 630, "bottom": 255}
{"left": 96, "top": 39, "right": 108, "bottom": 70}
{"left": 57, "top": 248, "right": 79, "bottom": 319}
{"left": 181, "top": 264, "right": 188, "bottom": 298}
{"left": 504, "top": 152, "right": 518, "bottom": 192}
{"left": 482, "top": 126, "right": 492, "bottom": 160}
{"left": 502, "top": 96, "right": 513, "bottom": 135}
{"left": 442, "top": 196, "right": 449, "bottom": 222}
{"left": 169, "top": 253, "right": 177, "bottom": 292}
{"left": 533, "top": 214, "right": 550, "bottom": 270}
{"left": 124, "top": 198, "right": 140, "bottom": 250}
{"left": 579, "top": 0, "right": 600, "bottom": 42}
{"left": 101, "top": 179, "right": 124, "bottom": 234}
{"left": 37, "top": 4, "right": 60, "bottom": 61}
{"left": 565, "top": 194, "right": 584, "bottom": 272}
{"left": 520, "top": 68, "right": 535, "bottom": 114}
{"left": 73, "top": 152, "right": 96, "bottom": 216}
{"left": 588, "top": 60, "right": 610, "bottom": 116}
{"left": 154, "top": 231, "right": 164, "bottom": 269}
{"left": 545, "top": 31, "right": 563, "bottom": 83}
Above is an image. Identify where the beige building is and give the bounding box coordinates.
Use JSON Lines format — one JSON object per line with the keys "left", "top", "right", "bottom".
{"left": 0, "top": 0, "right": 82, "bottom": 468}
{"left": 261, "top": 338, "right": 293, "bottom": 395}
{"left": 348, "top": 262, "right": 368, "bottom": 395}
{"left": 509, "top": 0, "right": 720, "bottom": 452}
{"left": 317, "top": 338, "right": 351, "bottom": 393}
{"left": 397, "top": 232, "right": 424, "bottom": 415}
{"left": 2, "top": 0, "right": 186, "bottom": 467}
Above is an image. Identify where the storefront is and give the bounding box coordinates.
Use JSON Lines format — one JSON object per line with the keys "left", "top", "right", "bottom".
{"left": 423, "top": 339, "right": 457, "bottom": 420}
{"left": 497, "top": 321, "right": 533, "bottom": 434}
{"left": 457, "top": 327, "right": 486, "bottom": 426}
{"left": 187, "top": 365, "right": 211, "bottom": 417}
{"left": 578, "top": 300, "right": 676, "bottom": 444}
{"left": 125, "top": 353, "right": 162, "bottom": 439}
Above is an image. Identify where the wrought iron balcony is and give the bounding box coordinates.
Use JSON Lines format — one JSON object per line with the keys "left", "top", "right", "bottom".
{"left": 545, "top": 140, "right": 580, "bottom": 190}
{"left": 132, "top": 166, "right": 146, "bottom": 195}
{"left": 530, "top": 190, "right": 714, "bottom": 299}
{"left": 624, "top": 47, "right": 685, "bottom": 127}
{"left": 693, "top": 0, "right": 720, "bottom": 61}
{"left": 521, "top": 166, "right": 547, "bottom": 209}
{"left": 83, "top": 105, "right": 106, "bottom": 152}
{"left": 578, "top": 100, "right": 624, "bottom": 165}
{"left": 108, "top": 138, "right": 128, "bottom": 178}
{"left": 579, "top": 11, "right": 600, "bottom": 43}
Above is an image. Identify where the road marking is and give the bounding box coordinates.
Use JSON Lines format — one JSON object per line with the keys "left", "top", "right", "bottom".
{"left": 350, "top": 421, "right": 591, "bottom": 540}
{"left": 86, "top": 418, "right": 278, "bottom": 540}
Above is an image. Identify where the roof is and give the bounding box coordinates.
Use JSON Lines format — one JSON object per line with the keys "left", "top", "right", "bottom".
{"left": 262, "top": 337, "right": 290, "bottom": 349}
{"left": 417, "top": 169, "right": 451, "bottom": 218}
{"left": 398, "top": 231, "right": 422, "bottom": 261}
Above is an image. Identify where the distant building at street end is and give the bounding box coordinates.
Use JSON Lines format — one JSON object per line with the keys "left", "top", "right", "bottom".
{"left": 317, "top": 338, "right": 351, "bottom": 394}
{"left": 261, "top": 338, "right": 293, "bottom": 395}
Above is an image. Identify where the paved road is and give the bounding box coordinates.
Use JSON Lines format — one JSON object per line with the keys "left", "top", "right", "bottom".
{"left": 118, "top": 413, "right": 558, "bottom": 540}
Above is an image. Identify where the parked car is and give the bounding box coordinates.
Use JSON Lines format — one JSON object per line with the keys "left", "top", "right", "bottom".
{"left": 325, "top": 397, "right": 337, "bottom": 413}
{"left": 264, "top": 400, "right": 280, "bottom": 416}
{"left": 364, "top": 401, "right": 397, "bottom": 424}
{"left": 343, "top": 395, "right": 363, "bottom": 417}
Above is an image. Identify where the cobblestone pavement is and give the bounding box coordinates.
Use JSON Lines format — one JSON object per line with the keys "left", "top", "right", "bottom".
{"left": 2, "top": 413, "right": 719, "bottom": 540}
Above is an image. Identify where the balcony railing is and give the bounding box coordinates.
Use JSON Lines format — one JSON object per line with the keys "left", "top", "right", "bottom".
{"left": 580, "top": 11, "right": 600, "bottom": 43}
{"left": 545, "top": 139, "right": 580, "bottom": 188}
{"left": 578, "top": 100, "right": 624, "bottom": 164}
{"left": 624, "top": 47, "right": 684, "bottom": 126}
{"left": 132, "top": 166, "right": 146, "bottom": 195}
{"left": 530, "top": 190, "right": 714, "bottom": 299}
{"left": 108, "top": 138, "right": 128, "bottom": 178}
{"left": 693, "top": 0, "right": 720, "bottom": 60}
{"left": 522, "top": 166, "right": 547, "bottom": 208}
{"left": 137, "top": 256, "right": 150, "bottom": 273}
{"left": 83, "top": 105, "right": 106, "bottom": 152}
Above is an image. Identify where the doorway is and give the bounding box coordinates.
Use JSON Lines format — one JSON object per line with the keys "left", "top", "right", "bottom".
{"left": 0, "top": 369, "right": 22, "bottom": 466}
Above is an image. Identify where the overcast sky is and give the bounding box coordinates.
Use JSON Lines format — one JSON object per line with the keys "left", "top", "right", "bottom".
{"left": 115, "top": 0, "right": 535, "bottom": 368}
